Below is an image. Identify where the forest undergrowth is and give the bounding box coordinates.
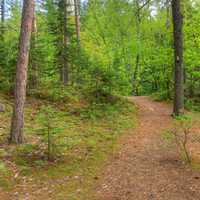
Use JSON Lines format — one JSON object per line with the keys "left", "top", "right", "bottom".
{"left": 0, "top": 90, "right": 136, "bottom": 199}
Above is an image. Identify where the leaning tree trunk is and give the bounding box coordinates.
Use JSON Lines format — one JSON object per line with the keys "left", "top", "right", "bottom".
{"left": 10, "top": 0, "right": 35, "bottom": 144}
{"left": 172, "top": 0, "right": 184, "bottom": 116}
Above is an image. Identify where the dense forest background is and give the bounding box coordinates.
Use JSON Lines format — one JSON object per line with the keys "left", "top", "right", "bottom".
{"left": 0, "top": 0, "right": 199, "bottom": 108}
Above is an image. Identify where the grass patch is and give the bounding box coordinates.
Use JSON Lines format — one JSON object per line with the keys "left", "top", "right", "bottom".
{"left": 0, "top": 93, "right": 136, "bottom": 199}
{"left": 0, "top": 161, "right": 13, "bottom": 190}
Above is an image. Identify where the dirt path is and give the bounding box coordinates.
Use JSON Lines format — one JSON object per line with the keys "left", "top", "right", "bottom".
{"left": 95, "top": 96, "right": 200, "bottom": 200}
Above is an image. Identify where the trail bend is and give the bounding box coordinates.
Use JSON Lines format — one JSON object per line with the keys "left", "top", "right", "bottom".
{"left": 96, "top": 96, "right": 200, "bottom": 200}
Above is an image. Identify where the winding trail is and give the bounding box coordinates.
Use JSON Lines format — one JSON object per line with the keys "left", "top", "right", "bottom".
{"left": 95, "top": 96, "right": 200, "bottom": 200}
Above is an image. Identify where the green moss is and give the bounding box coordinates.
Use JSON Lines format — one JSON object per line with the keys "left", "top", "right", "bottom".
{"left": 0, "top": 94, "right": 136, "bottom": 199}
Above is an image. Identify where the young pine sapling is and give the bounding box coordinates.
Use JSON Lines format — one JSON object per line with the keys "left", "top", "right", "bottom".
{"left": 37, "top": 106, "right": 63, "bottom": 161}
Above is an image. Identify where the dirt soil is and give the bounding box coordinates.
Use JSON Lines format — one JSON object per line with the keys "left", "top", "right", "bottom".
{"left": 95, "top": 96, "right": 200, "bottom": 200}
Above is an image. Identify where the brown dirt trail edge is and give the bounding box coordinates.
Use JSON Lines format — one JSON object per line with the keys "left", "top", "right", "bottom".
{"left": 95, "top": 96, "right": 200, "bottom": 200}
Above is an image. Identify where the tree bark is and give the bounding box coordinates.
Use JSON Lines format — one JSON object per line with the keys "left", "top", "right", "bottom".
{"left": 29, "top": 7, "right": 38, "bottom": 89}
{"left": 0, "top": 0, "right": 5, "bottom": 37}
{"left": 133, "top": 0, "right": 141, "bottom": 96}
{"left": 0, "top": 0, "right": 5, "bottom": 68}
{"left": 10, "top": 0, "right": 35, "bottom": 144}
{"left": 62, "top": 0, "right": 69, "bottom": 86}
{"left": 74, "top": 0, "right": 80, "bottom": 46}
{"left": 133, "top": 54, "right": 139, "bottom": 95}
{"left": 172, "top": 0, "right": 184, "bottom": 116}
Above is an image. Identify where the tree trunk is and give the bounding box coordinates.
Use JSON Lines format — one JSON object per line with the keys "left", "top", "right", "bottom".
{"left": 133, "top": 0, "right": 141, "bottom": 96}
{"left": 74, "top": 0, "right": 80, "bottom": 46}
{"left": 62, "top": 0, "right": 69, "bottom": 86}
{"left": 29, "top": 8, "right": 38, "bottom": 89}
{"left": 172, "top": 0, "right": 184, "bottom": 116}
{"left": 0, "top": 0, "right": 5, "bottom": 68}
{"left": 0, "top": 0, "right": 5, "bottom": 37}
{"left": 10, "top": 0, "right": 35, "bottom": 144}
{"left": 133, "top": 54, "right": 139, "bottom": 95}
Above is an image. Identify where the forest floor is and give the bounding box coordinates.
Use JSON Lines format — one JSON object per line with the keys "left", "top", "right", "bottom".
{"left": 0, "top": 95, "right": 200, "bottom": 200}
{"left": 0, "top": 93, "right": 136, "bottom": 200}
{"left": 94, "top": 96, "right": 200, "bottom": 200}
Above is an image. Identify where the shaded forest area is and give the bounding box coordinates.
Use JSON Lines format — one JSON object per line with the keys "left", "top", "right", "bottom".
{"left": 0, "top": 0, "right": 200, "bottom": 199}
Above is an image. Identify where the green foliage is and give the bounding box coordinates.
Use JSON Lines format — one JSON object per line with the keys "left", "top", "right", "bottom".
{"left": 185, "top": 99, "right": 200, "bottom": 112}
{"left": 173, "top": 115, "right": 193, "bottom": 130}
{"left": 151, "top": 90, "right": 171, "bottom": 102}
{"left": 16, "top": 144, "right": 38, "bottom": 156}
{"left": 36, "top": 105, "right": 64, "bottom": 161}
{"left": 30, "top": 85, "right": 80, "bottom": 103}
{"left": 0, "top": 89, "right": 136, "bottom": 197}
{"left": 0, "top": 161, "right": 12, "bottom": 190}
{"left": 0, "top": 162, "right": 8, "bottom": 175}
{"left": 79, "top": 97, "right": 133, "bottom": 121}
{"left": 0, "top": 0, "right": 199, "bottom": 104}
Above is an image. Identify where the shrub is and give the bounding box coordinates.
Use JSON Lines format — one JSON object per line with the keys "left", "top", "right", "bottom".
{"left": 151, "top": 90, "right": 170, "bottom": 101}
{"left": 164, "top": 115, "right": 193, "bottom": 164}
{"left": 185, "top": 98, "right": 200, "bottom": 112}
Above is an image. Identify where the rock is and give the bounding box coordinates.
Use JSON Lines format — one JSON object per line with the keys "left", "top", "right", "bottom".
{"left": 0, "top": 103, "right": 5, "bottom": 112}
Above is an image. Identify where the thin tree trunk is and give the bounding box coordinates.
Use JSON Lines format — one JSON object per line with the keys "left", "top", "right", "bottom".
{"left": 172, "top": 0, "right": 184, "bottom": 116}
{"left": 74, "top": 0, "right": 81, "bottom": 83}
{"left": 62, "top": 0, "right": 69, "bottom": 86}
{"left": 0, "top": 0, "right": 5, "bottom": 37}
{"left": 133, "top": 0, "right": 141, "bottom": 96}
{"left": 188, "top": 74, "right": 194, "bottom": 98}
{"left": 74, "top": 0, "right": 80, "bottom": 46}
{"left": 29, "top": 8, "right": 38, "bottom": 89}
{"left": 133, "top": 54, "right": 139, "bottom": 95}
{"left": 0, "top": 0, "right": 5, "bottom": 68}
{"left": 10, "top": 0, "right": 35, "bottom": 144}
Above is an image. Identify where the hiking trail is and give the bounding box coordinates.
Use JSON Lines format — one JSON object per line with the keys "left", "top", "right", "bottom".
{"left": 95, "top": 96, "right": 200, "bottom": 200}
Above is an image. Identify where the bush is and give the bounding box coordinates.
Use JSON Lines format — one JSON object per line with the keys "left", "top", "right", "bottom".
{"left": 79, "top": 97, "right": 131, "bottom": 120}
{"left": 29, "top": 85, "right": 80, "bottom": 103}
{"left": 151, "top": 90, "right": 170, "bottom": 101}
{"left": 185, "top": 98, "right": 200, "bottom": 112}
{"left": 162, "top": 115, "right": 193, "bottom": 164}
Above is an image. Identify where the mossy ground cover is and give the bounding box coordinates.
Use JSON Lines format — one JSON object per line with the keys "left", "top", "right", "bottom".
{"left": 0, "top": 93, "right": 136, "bottom": 199}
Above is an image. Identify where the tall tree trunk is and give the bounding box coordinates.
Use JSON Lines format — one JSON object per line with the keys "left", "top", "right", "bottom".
{"left": 133, "top": 0, "right": 141, "bottom": 96}
{"left": 172, "top": 0, "right": 184, "bottom": 116}
{"left": 0, "top": 0, "right": 5, "bottom": 68}
{"left": 74, "top": 0, "right": 81, "bottom": 83}
{"left": 74, "top": 0, "right": 80, "bottom": 46}
{"left": 10, "top": 0, "right": 35, "bottom": 144}
{"left": 29, "top": 8, "right": 38, "bottom": 89}
{"left": 0, "top": 0, "right": 5, "bottom": 37}
{"left": 62, "top": 0, "right": 69, "bottom": 86}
